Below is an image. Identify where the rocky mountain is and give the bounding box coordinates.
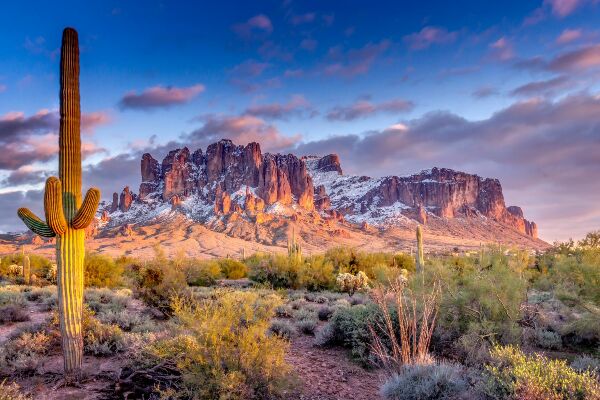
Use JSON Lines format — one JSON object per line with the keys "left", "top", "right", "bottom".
{"left": 101, "top": 138, "right": 539, "bottom": 239}
{"left": 8, "top": 139, "right": 545, "bottom": 258}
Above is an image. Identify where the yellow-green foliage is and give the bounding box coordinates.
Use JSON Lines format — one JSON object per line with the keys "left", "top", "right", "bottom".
{"left": 218, "top": 259, "right": 248, "bottom": 279}
{"left": 247, "top": 253, "right": 335, "bottom": 290}
{"left": 84, "top": 252, "right": 124, "bottom": 288}
{"left": 486, "top": 345, "right": 600, "bottom": 400}
{"left": 0, "top": 380, "right": 30, "bottom": 400}
{"left": 415, "top": 249, "right": 527, "bottom": 363}
{"left": 336, "top": 271, "right": 369, "bottom": 296}
{"left": 184, "top": 260, "right": 222, "bottom": 286}
{"left": 0, "top": 253, "right": 52, "bottom": 282}
{"left": 141, "top": 290, "right": 291, "bottom": 399}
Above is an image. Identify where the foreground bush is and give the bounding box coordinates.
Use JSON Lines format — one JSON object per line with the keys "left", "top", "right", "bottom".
{"left": 0, "top": 380, "right": 30, "bottom": 400}
{"left": 485, "top": 345, "right": 600, "bottom": 400}
{"left": 84, "top": 252, "right": 124, "bottom": 288}
{"left": 381, "top": 362, "right": 471, "bottom": 400}
{"left": 125, "top": 290, "right": 291, "bottom": 399}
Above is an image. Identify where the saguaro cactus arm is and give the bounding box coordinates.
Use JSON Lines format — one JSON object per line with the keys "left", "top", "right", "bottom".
{"left": 17, "top": 208, "right": 55, "bottom": 237}
{"left": 72, "top": 188, "right": 101, "bottom": 229}
{"left": 44, "top": 177, "right": 68, "bottom": 235}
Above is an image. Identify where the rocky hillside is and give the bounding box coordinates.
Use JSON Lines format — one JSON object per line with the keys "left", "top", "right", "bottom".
{"left": 8, "top": 139, "right": 546, "bottom": 258}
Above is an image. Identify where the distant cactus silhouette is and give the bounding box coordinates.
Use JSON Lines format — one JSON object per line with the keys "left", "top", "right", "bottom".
{"left": 416, "top": 225, "right": 424, "bottom": 273}
{"left": 23, "top": 255, "right": 30, "bottom": 285}
{"left": 288, "top": 228, "right": 302, "bottom": 264}
{"left": 16, "top": 28, "right": 100, "bottom": 381}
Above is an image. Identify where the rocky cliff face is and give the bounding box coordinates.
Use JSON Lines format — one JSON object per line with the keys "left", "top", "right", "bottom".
{"left": 105, "top": 139, "right": 538, "bottom": 239}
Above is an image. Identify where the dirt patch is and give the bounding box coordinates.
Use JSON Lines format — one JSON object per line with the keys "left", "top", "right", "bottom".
{"left": 286, "top": 332, "right": 385, "bottom": 400}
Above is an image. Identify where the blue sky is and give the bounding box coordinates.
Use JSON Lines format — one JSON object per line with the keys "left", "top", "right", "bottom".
{"left": 1, "top": 0, "right": 599, "bottom": 241}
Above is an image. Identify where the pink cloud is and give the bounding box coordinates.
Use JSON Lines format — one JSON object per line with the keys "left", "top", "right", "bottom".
{"left": 549, "top": 44, "right": 600, "bottom": 71}
{"left": 403, "top": 26, "right": 458, "bottom": 50}
{"left": 81, "top": 111, "right": 111, "bottom": 134}
{"left": 322, "top": 40, "right": 390, "bottom": 77}
{"left": 0, "top": 84, "right": 6, "bottom": 93}
{"left": 489, "top": 37, "right": 515, "bottom": 61}
{"left": 244, "top": 95, "right": 316, "bottom": 120}
{"left": 556, "top": 28, "right": 582, "bottom": 44}
{"left": 119, "top": 84, "right": 204, "bottom": 110}
{"left": 291, "top": 13, "right": 316, "bottom": 25}
{"left": 545, "top": 0, "right": 582, "bottom": 17}
{"left": 232, "top": 14, "right": 273, "bottom": 39}
{"left": 326, "top": 98, "right": 414, "bottom": 121}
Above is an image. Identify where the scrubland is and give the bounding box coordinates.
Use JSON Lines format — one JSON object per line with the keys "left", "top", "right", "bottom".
{"left": 0, "top": 232, "right": 598, "bottom": 399}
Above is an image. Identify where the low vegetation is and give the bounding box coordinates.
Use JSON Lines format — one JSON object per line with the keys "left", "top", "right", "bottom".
{"left": 0, "top": 231, "right": 599, "bottom": 398}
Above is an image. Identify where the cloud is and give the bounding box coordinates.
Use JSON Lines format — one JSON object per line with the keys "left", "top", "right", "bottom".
{"left": 84, "top": 153, "right": 141, "bottom": 198}
{"left": 472, "top": 86, "right": 500, "bottom": 98}
{"left": 23, "top": 36, "right": 59, "bottom": 59}
{"left": 185, "top": 114, "right": 301, "bottom": 152}
{"left": 300, "top": 38, "right": 318, "bottom": 51}
{"left": 545, "top": 0, "right": 583, "bottom": 17}
{"left": 556, "top": 28, "right": 582, "bottom": 44}
{"left": 326, "top": 98, "right": 414, "bottom": 121}
{"left": 322, "top": 41, "right": 390, "bottom": 77}
{"left": 244, "top": 95, "right": 316, "bottom": 120}
{"left": 0, "top": 109, "right": 107, "bottom": 172}
{"left": 119, "top": 84, "right": 205, "bottom": 110}
{"left": 548, "top": 44, "right": 600, "bottom": 71}
{"left": 292, "top": 93, "right": 600, "bottom": 241}
{"left": 403, "top": 26, "right": 458, "bottom": 50}
{"left": 0, "top": 84, "right": 6, "bottom": 93}
{"left": 489, "top": 37, "right": 515, "bottom": 61}
{"left": 229, "top": 60, "right": 270, "bottom": 78}
{"left": 510, "top": 76, "right": 570, "bottom": 97}
{"left": 232, "top": 14, "right": 273, "bottom": 39}
{"left": 0, "top": 189, "right": 43, "bottom": 233}
{"left": 290, "top": 13, "right": 316, "bottom": 25}
{"left": 1, "top": 166, "right": 51, "bottom": 187}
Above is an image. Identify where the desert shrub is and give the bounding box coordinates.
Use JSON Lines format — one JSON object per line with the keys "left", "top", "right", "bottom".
{"left": 318, "top": 305, "right": 333, "bottom": 321}
{"left": 218, "top": 259, "right": 248, "bottom": 279}
{"left": 23, "top": 287, "right": 54, "bottom": 302}
{"left": 0, "top": 380, "right": 30, "bottom": 400}
{"left": 184, "top": 260, "right": 221, "bottom": 286}
{"left": 84, "top": 252, "right": 124, "bottom": 288}
{"left": 0, "top": 290, "right": 25, "bottom": 307}
{"left": 97, "top": 309, "right": 156, "bottom": 333}
{"left": 293, "top": 307, "right": 317, "bottom": 322}
{"left": 269, "top": 319, "right": 296, "bottom": 339}
{"left": 318, "top": 302, "right": 383, "bottom": 365}
{"left": 299, "top": 256, "right": 335, "bottom": 290}
{"left": 84, "top": 315, "right": 126, "bottom": 356}
{"left": 571, "top": 355, "right": 600, "bottom": 374}
{"left": 0, "top": 330, "right": 52, "bottom": 375}
{"left": 274, "top": 304, "right": 293, "bottom": 318}
{"left": 560, "top": 311, "right": 600, "bottom": 347}
{"left": 0, "top": 253, "right": 52, "bottom": 283}
{"left": 534, "top": 328, "right": 563, "bottom": 350}
{"left": 485, "top": 345, "right": 600, "bottom": 400}
{"left": 0, "top": 305, "right": 29, "bottom": 324}
{"left": 130, "top": 290, "right": 291, "bottom": 399}
{"left": 380, "top": 362, "right": 470, "bottom": 400}
{"left": 132, "top": 261, "right": 188, "bottom": 313}
{"left": 84, "top": 288, "right": 129, "bottom": 315}
{"left": 336, "top": 271, "right": 369, "bottom": 296}
{"left": 296, "top": 319, "right": 317, "bottom": 335}
{"left": 418, "top": 252, "right": 527, "bottom": 363}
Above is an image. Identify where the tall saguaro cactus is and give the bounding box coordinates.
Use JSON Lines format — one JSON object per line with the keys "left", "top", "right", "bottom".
{"left": 416, "top": 225, "right": 424, "bottom": 273}
{"left": 17, "top": 28, "right": 100, "bottom": 380}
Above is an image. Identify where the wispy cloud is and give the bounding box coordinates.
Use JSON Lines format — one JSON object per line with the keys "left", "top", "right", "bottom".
{"left": 322, "top": 40, "right": 390, "bottom": 77}
{"left": 119, "top": 84, "right": 204, "bottom": 110}
{"left": 472, "top": 86, "right": 499, "bottom": 98}
{"left": 489, "top": 37, "right": 515, "bottom": 61}
{"left": 510, "top": 76, "right": 570, "bottom": 97}
{"left": 244, "top": 95, "right": 316, "bottom": 120}
{"left": 326, "top": 98, "right": 414, "bottom": 121}
{"left": 556, "top": 28, "right": 582, "bottom": 44}
{"left": 548, "top": 44, "right": 600, "bottom": 71}
{"left": 290, "top": 13, "right": 316, "bottom": 25}
{"left": 232, "top": 14, "right": 273, "bottom": 39}
{"left": 403, "top": 26, "right": 458, "bottom": 50}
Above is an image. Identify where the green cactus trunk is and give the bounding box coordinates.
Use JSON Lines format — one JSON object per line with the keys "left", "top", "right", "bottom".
{"left": 416, "top": 225, "right": 424, "bottom": 273}
{"left": 23, "top": 255, "right": 30, "bottom": 285}
{"left": 17, "top": 27, "right": 100, "bottom": 381}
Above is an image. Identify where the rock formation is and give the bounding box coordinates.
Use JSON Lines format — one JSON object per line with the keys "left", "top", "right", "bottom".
{"left": 107, "top": 139, "right": 539, "bottom": 239}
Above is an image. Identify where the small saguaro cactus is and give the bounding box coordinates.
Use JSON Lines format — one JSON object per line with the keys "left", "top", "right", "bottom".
{"left": 288, "top": 228, "right": 302, "bottom": 264}
{"left": 416, "top": 225, "right": 425, "bottom": 273}
{"left": 23, "top": 255, "right": 31, "bottom": 285}
{"left": 17, "top": 28, "right": 100, "bottom": 381}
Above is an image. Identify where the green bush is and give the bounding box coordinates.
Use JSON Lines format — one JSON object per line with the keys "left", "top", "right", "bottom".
{"left": 485, "top": 345, "right": 600, "bottom": 399}
{"left": 185, "top": 260, "right": 221, "bottom": 286}
{"left": 132, "top": 261, "right": 188, "bottom": 313}
{"left": 218, "top": 259, "right": 248, "bottom": 279}
{"left": 130, "top": 290, "right": 291, "bottom": 399}
{"left": 269, "top": 319, "right": 297, "bottom": 339}
{"left": 84, "top": 252, "right": 124, "bottom": 288}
